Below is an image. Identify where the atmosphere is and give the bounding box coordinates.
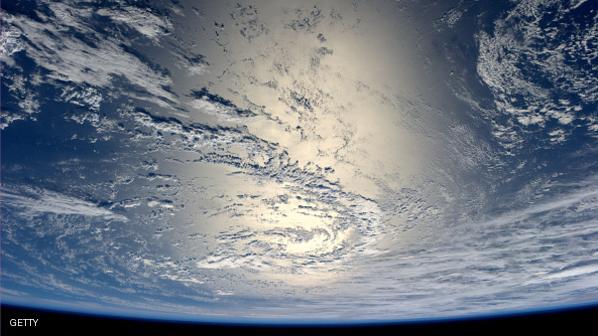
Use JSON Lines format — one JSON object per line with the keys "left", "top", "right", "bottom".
{"left": 1, "top": 0, "right": 597, "bottom": 322}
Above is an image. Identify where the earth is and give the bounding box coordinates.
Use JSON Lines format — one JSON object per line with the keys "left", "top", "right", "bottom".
{"left": 1, "top": 0, "right": 597, "bottom": 322}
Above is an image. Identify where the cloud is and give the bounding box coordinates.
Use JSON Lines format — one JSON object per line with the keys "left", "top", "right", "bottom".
{"left": 96, "top": 6, "right": 173, "bottom": 42}
{"left": 1, "top": 185, "right": 128, "bottom": 222}
{"left": 126, "top": 108, "right": 384, "bottom": 273}
{"left": 0, "top": 1, "right": 178, "bottom": 128}
{"left": 476, "top": 0, "right": 597, "bottom": 147}
{"left": 0, "top": 24, "right": 24, "bottom": 58}
{"left": 545, "top": 263, "right": 598, "bottom": 280}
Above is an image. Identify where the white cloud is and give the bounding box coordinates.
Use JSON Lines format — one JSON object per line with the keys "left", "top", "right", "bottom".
{"left": 545, "top": 263, "right": 598, "bottom": 280}
{"left": 96, "top": 7, "right": 173, "bottom": 42}
{"left": 0, "top": 24, "right": 24, "bottom": 58}
{"left": 1, "top": 1, "right": 178, "bottom": 129}
{"left": 1, "top": 185, "right": 128, "bottom": 222}
{"left": 476, "top": 0, "right": 597, "bottom": 147}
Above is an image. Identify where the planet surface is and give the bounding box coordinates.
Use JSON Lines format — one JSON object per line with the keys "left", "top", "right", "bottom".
{"left": 1, "top": 0, "right": 597, "bottom": 322}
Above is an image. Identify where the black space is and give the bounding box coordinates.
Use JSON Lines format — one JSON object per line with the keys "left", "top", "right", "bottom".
{"left": 1, "top": 304, "right": 597, "bottom": 336}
